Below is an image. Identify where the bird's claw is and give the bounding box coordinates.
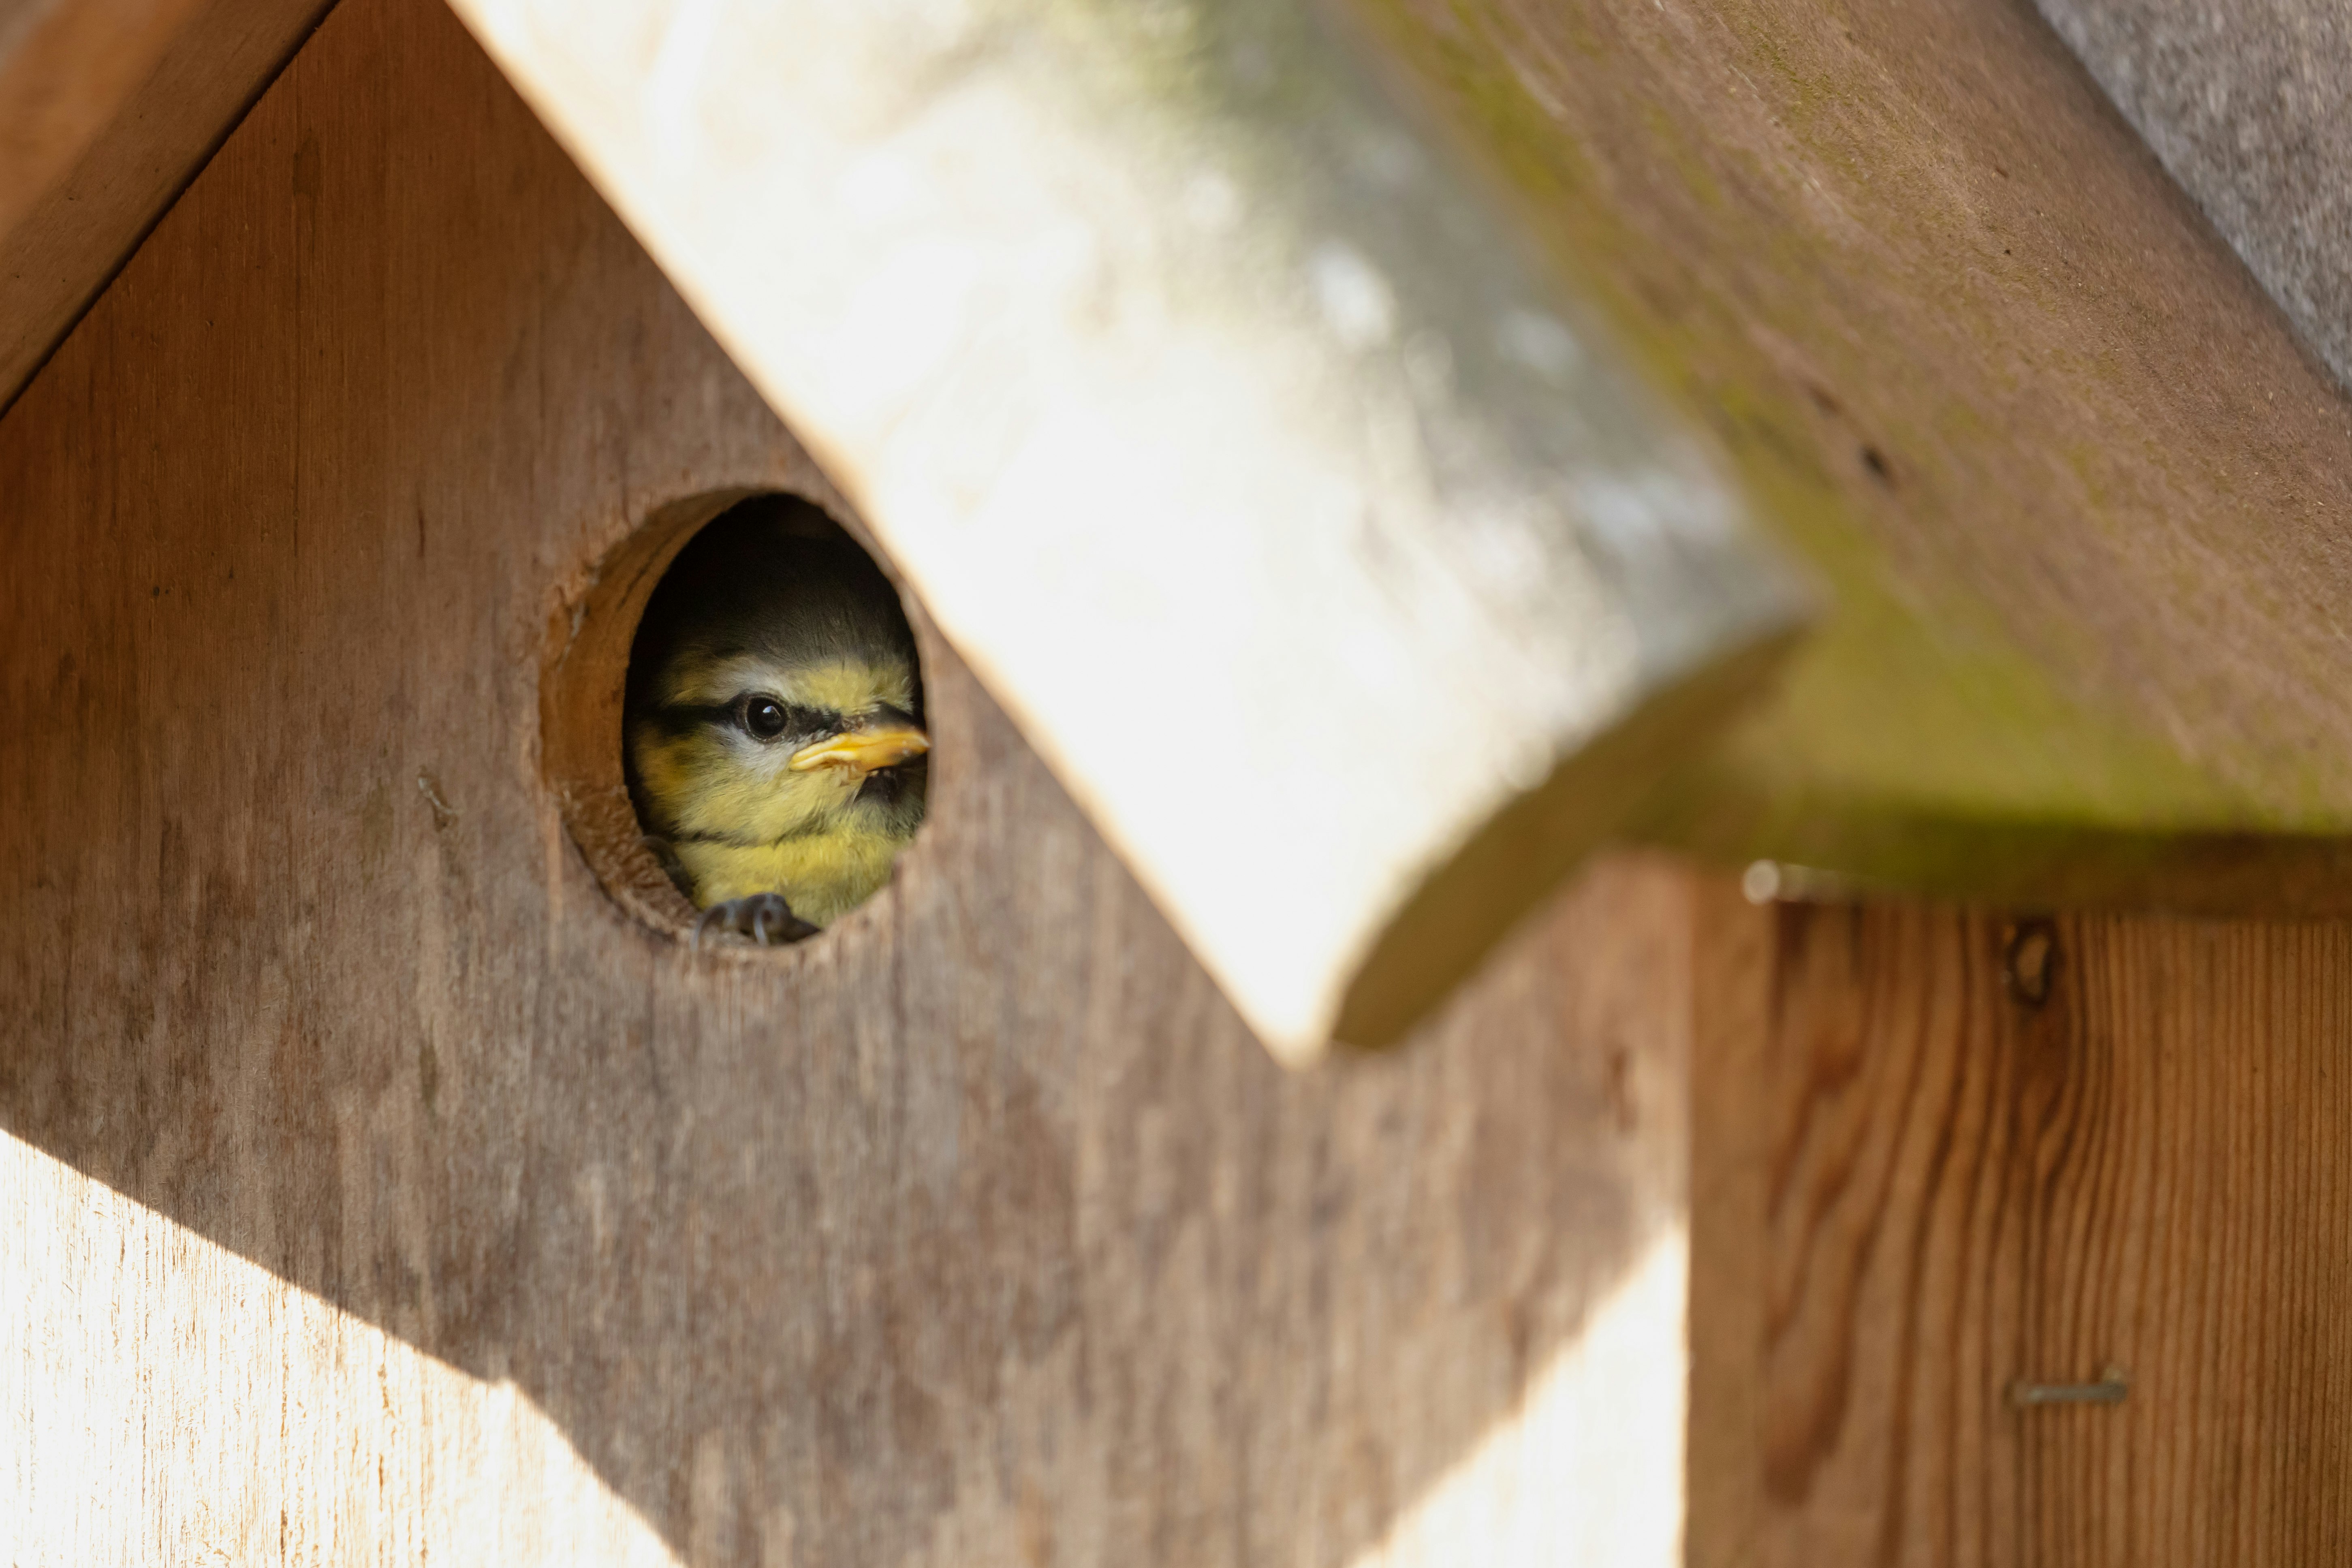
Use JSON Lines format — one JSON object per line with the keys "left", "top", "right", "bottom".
{"left": 690, "top": 893, "right": 819, "bottom": 951}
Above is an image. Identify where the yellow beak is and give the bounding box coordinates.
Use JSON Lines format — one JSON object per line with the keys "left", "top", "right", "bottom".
{"left": 787, "top": 723, "right": 930, "bottom": 780}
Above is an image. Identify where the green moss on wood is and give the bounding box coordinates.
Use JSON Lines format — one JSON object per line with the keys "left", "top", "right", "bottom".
{"left": 1351, "top": 0, "right": 2352, "bottom": 898}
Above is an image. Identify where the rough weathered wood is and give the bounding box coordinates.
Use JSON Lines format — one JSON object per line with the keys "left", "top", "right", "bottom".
{"left": 1690, "top": 891, "right": 2352, "bottom": 1564}
{"left": 1357, "top": 0, "right": 2352, "bottom": 901}
{"left": 2, "top": 1136, "right": 679, "bottom": 1563}
{"left": 0, "top": 0, "right": 1695, "bottom": 1558}
{"left": 443, "top": 0, "right": 1812, "bottom": 1061}
{"left": 0, "top": 0, "right": 330, "bottom": 411}
{"left": 2039, "top": 0, "right": 2352, "bottom": 392}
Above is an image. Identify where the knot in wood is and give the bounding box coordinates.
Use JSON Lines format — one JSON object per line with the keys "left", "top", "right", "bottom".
{"left": 2004, "top": 919, "right": 2059, "bottom": 1008}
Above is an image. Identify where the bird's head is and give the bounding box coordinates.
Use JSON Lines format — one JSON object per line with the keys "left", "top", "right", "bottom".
{"left": 624, "top": 500, "right": 929, "bottom": 897}
{"left": 630, "top": 645, "right": 929, "bottom": 848}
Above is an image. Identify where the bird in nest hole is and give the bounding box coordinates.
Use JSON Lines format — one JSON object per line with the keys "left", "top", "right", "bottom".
{"left": 625, "top": 497, "right": 928, "bottom": 947}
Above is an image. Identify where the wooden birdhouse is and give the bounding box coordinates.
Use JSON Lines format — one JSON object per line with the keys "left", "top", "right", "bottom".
{"left": 7, "top": 0, "right": 2352, "bottom": 1560}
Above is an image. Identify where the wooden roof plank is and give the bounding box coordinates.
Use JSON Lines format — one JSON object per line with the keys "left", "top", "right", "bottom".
{"left": 0, "top": 0, "right": 331, "bottom": 413}
{"left": 443, "top": 0, "right": 1814, "bottom": 1061}
{"left": 1345, "top": 0, "right": 2352, "bottom": 906}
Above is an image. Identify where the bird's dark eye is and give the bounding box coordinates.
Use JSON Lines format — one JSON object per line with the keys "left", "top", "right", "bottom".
{"left": 739, "top": 696, "right": 789, "bottom": 741}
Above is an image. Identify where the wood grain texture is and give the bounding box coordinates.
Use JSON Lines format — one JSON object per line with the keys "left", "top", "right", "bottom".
{"left": 1356, "top": 0, "right": 2352, "bottom": 898}
{"left": 0, "top": 0, "right": 331, "bottom": 412}
{"left": 1690, "top": 890, "right": 2352, "bottom": 1565}
{"left": 3, "top": 1135, "right": 679, "bottom": 1564}
{"left": 0, "top": 0, "right": 1694, "bottom": 1558}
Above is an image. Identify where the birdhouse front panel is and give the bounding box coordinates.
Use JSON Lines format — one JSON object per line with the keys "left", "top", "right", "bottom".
{"left": 0, "top": 0, "right": 1696, "bottom": 1559}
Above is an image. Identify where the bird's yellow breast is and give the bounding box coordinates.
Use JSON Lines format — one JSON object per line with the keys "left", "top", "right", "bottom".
{"left": 669, "top": 822, "right": 906, "bottom": 927}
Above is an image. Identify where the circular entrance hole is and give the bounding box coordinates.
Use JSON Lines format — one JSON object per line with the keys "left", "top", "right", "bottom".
{"left": 542, "top": 491, "right": 928, "bottom": 946}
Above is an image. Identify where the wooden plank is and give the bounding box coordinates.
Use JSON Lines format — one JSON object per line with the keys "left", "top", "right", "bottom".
{"left": 440, "top": 0, "right": 1813, "bottom": 1061}
{"left": 2039, "top": 0, "right": 2352, "bottom": 392}
{"left": 0, "top": 0, "right": 331, "bottom": 412}
{"left": 1354, "top": 0, "right": 2352, "bottom": 903}
{"left": 2, "top": 1136, "right": 679, "bottom": 1564}
{"left": 0, "top": 0, "right": 1697, "bottom": 1557}
{"left": 1690, "top": 888, "right": 2352, "bottom": 1564}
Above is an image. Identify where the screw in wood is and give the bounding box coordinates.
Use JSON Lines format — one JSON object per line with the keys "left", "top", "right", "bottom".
{"left": 417, "top": 771, "right": 459, "bottom": 830}
{"left": 2009, "top": 1366, "right": 2128, "bottom": 1408}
